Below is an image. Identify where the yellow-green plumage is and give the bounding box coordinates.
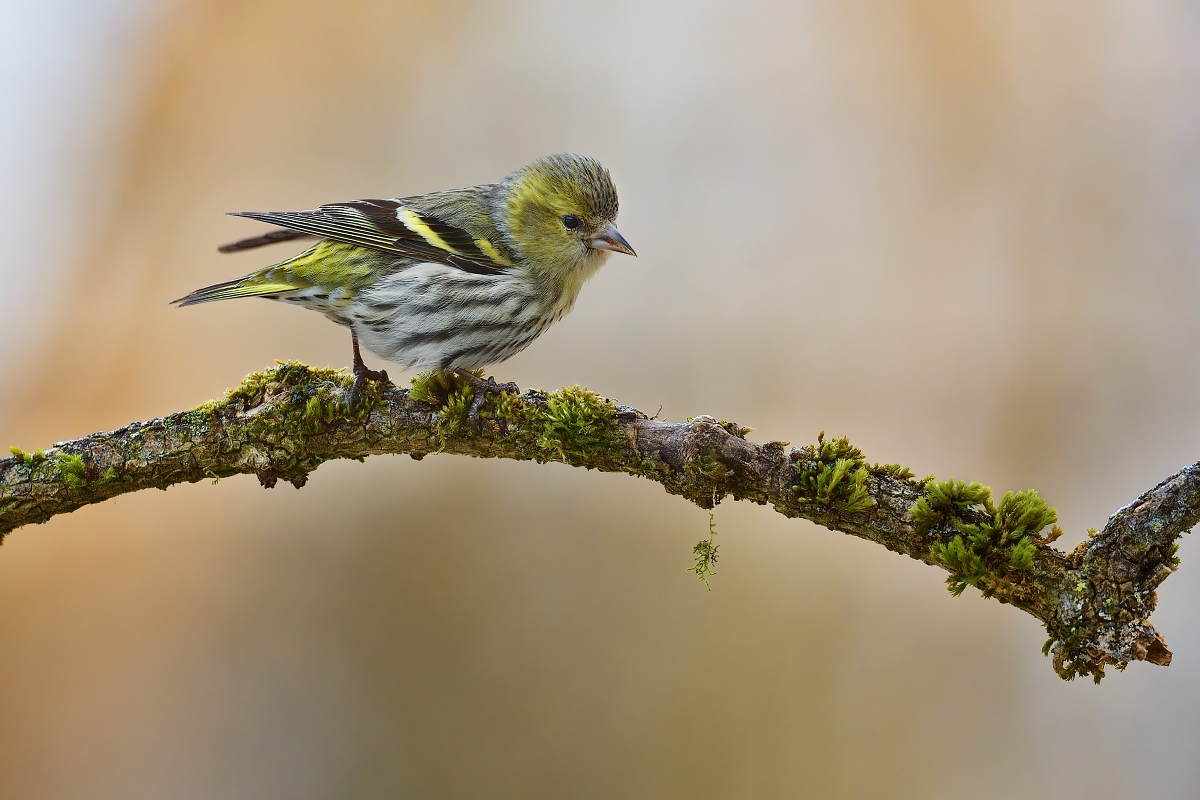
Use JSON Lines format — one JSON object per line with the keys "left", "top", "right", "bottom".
{"left": 178, "top": 241, "right": 377, "bottom": 304}
{"left": 174, "top": 154, "right": 636, "bottom": 394}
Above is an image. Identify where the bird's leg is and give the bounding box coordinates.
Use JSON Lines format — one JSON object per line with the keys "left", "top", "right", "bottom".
{"left": 349, "top": 329, "right": 389, "bottom": 411}
{"left": 454, "top": 369, "right": 520, "bottom": 420}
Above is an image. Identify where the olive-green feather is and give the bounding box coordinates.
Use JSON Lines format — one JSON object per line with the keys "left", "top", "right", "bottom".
{"left": 173, "top": 240, "right": 384, "bottom": 306}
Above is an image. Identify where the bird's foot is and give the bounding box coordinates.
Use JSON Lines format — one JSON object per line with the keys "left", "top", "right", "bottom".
{"left": 454, "top": 369, "right": 520, "bottom": 420}
{"left": 349, "top": 363, "right": 389, "bottom": 412}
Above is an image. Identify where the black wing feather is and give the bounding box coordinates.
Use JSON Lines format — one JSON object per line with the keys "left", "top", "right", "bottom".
{"left": 226, "top": 200, "right": 511, "bottom": 274}
{"left": 217, "top": 228, "right": 316, "bottom": 253}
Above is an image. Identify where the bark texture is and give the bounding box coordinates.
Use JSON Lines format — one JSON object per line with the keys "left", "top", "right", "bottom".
{"left": 1, "top": 363, "right": 1192, "bottom": 682}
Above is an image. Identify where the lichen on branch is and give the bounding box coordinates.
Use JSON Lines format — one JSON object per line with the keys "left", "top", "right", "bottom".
{"left": 1, "top": 361, "right": 1195, "bottom": 683}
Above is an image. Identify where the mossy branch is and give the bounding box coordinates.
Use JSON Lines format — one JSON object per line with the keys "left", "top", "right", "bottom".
{"left": 1, "top": 362, "right": 1193, "bottom": 682}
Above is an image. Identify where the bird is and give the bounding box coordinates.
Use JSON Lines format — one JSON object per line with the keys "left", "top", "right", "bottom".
{"left": 173, "top": 153, "right": 636, "bottom": 415}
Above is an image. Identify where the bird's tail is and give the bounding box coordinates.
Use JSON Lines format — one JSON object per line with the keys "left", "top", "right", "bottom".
{"left": 172, "top": 274, "right": 299, "bottom": 306}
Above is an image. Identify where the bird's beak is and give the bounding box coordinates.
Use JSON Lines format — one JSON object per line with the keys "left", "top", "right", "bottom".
{"left": 588, "top": 221, "right": 637, "bottom": 257}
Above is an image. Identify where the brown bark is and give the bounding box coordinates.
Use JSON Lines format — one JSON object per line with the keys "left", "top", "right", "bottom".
{"left": 1, "top": 362, "right": 1192, "bottom": 682}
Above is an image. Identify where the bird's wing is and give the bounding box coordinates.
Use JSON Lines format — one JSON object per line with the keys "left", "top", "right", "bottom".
{"left": 217, "top": 228, "right": 316, "bottom": 253}
{"left": 228, "top": 199, "right": 515, "bottom": 275}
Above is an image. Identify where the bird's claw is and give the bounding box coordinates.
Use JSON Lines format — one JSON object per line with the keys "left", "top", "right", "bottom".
{"left": 455, "top": 370, "right": 520, "bottom": 420}
{"left": 349, "top": 330, "right": 389, "bottom": 412}
{"left": 349, "top": 365, "right": 389, "bottom": 412}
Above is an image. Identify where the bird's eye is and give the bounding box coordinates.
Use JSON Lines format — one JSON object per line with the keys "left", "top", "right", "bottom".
{"left": 561, "top": 214, "right": 581, "bottom": 230}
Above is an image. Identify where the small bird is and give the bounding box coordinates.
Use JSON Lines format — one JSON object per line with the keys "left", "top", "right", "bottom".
{"left": 174, "top": 154, "right": 636, "bottom": 414}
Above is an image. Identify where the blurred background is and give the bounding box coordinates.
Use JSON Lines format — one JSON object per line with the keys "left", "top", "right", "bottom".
{"left": 2, "top": 0, "right": 1200, "bottom": 796}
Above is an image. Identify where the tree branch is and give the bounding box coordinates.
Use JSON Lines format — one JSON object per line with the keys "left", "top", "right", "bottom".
{"left": 1, "top": 362, "right": 1192, "bottom": 682}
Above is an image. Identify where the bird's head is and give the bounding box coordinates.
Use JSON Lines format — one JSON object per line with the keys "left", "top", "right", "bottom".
{"left": 499, "top": 153, "right": 635, "bottom": 275}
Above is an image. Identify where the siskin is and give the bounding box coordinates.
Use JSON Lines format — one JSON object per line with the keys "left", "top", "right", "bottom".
{"left": 174, "top": 153, "right": 636, "bottom": 413}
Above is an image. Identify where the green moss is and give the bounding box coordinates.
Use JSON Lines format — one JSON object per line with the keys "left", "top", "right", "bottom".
{"left": 223, "top": 365, "right": 283, "bottom": 408}
{"left": 410, "top": 377, "right": 622, "bottom": 461}
{"left": 406, "top": 374, "right": 625, "bottom": 462}
{"left": 222, "top": 361, "right": 368, "bottom": 417}
{"left": 917, "top": 480, "right": 1059, "bottom": 597}
{"left": 791, "top": 431, "right": 874, "bottom": 512}
{"left": 160, "top": 362, "right": 384, "bottom": 493}
{"left": 304, "top": 396, "right": 324, "bottom": 426}
{"left": 347, "top": 378, "right": 387, "bottom": 420}
{"left": 407, "top": 371, "right": 490, "bottom": 446}
{"left": 55, "top": 452, "right": 89, "bottom": 490}
{"left": 531, "top": 385, "right": 622, "bottom": 463}
{"left": 9, "top": 446, "right": 46, "bottom": 467}
{"left": 871, "top": 462, "right": 917, "bottom": 482}
{"left": 687, "top": 450, "right": 729, "bottom": 483}
{"left": 191, "top": 399, "right": 221, "bottom": 415}
{"left": 216, "top": 362, "right": 384, "bottom": 444}
{"left": 492, "top": 390, "right": 528, "bottom": 428}
{"left": 912, "top": 478, "right": 993, "bottom": 535}
{"left": 687, "top": 505, "right": 720, "bottom": 590}
{"left": 300, "top": 381, "right": 352, "bottom": 431}
{"left": 409, "top": 370, "right": 481, "bottom": 406}
{"left": 1043, "top": 632, "right": 1106, "bottom": 684}
{"left": 52, "top": 451, "right": 115, "bottom": 490}
{"left": 439, "top": 384, "right": 475, "bottom": 440}
{"left": 1008, "top": 536, "right": 1037, "bottom": 570}
{"left": 994, "top": 489, "right": 1058, "bottom": 541}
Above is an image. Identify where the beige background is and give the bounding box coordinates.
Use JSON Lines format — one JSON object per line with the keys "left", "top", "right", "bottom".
{"left": 2, "top": 1, "right": 1200, "bottom": 797}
